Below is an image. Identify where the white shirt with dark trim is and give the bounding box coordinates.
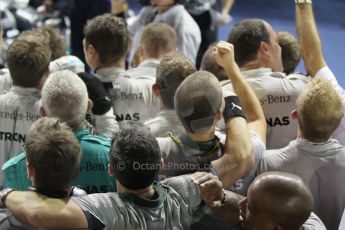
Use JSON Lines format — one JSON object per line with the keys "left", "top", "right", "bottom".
{"left": 128, "top": 5, "right": 201, "bottom": 65}
{"left": 72, "top": 175, "right": 202, "bottom": 230}
{"left": 0, "top": 86, "right": 41, "bottom": 185}
{"left": 258, "top": 138, "right": 345, "bottom": 230}
{"left": 145, "top": 109, "right": 185, "bottom": 138}
{"left": 95, "top": 67, "right": 159, "bottom": 123}
{"left": 219, "top": 68, "right": 310, "bottom": 149}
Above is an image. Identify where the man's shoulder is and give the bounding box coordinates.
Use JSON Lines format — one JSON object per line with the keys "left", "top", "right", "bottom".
{"left": 79, "top": 133, "right": 112, "bottom": 149}
{"left": 2, "top": 152, "right": 26, "bottom": 170}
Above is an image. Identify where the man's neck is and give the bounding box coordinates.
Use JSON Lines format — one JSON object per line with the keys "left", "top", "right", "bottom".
{"left": 95, "top": 58, "right": 125, "bottom": 70}
{"left": 241, "top": 60, "right": 270, "bottom": 71}
{"left": 187, "top": 129, "right": 216, "bottom": 142}
{"left": 70, "top": 122, "right": 87, "bottom": 133}
{"left": 117, "top": 183, "right": 156, "bottom": 200}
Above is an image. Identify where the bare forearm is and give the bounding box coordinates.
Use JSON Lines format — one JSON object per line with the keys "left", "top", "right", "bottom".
{"left": 296, "top": 2, "right": 326, "bottom": 77}
{"left": 212, "top": 117, "right": 254, "bottom": 188}
{"left": 215, "top": 190, "right": 243, "bottom": 224}
{"left": 6, "top": 192, "right": 87, "bottom": 228}
{"left": 221, "top": 0, "right": 235, "bottom": 14}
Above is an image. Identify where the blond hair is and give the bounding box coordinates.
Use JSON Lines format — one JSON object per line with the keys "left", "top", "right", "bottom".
{"left": 297, "top": 78, "right": 344, "bottom": 142}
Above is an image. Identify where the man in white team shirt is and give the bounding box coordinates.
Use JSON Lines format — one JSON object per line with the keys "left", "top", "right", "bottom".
{"left": 257, "top": 1, "right": 345, "bottom": 229}
{"left": 145, "top": 52, "right": 196, "bottom": 137}
{"left": 0, "top": 31, "right": 51, "bottom": 185}
{"left": 128, "top": 0, "right": 201, "bottom": 65}
{"left": 83, "top": 14, "right": 159, "bottom": 123}
{"left": 222, "top": 18, "right": 312, "bottom": 149}
{"left": 125, "top": 23, "right": 177, "bottom": 80}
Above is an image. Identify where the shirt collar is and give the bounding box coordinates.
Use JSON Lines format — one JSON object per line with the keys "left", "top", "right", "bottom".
{"left": 74, "top": 129, "right": 91, "bottom": 141}
{"left": 241, "top": 68, "right": 273, "bottom": 78}
{"left": 11, "top": 86, "right": 41, "bottom": 96}
{"left": 138, "top": 58, "right": 160, "bottom": 69}
{"left": 94, "top": 67, "right": 125, "bottom": 82}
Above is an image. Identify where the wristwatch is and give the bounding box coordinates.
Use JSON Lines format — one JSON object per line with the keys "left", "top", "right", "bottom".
{"left": 295, "top": 0, "right": 312, "bottom": 4}
{"left": 219, "top": 190, "right": 229, "bottom": 208}
{"left": 0, "top": 188, "right": 15, "bottom": 208}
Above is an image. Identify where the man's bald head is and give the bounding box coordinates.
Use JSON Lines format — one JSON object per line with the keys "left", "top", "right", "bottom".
{"left": 246, "top": 172, "right": 313, "bottom": 229}
{"left": 174, "top": 71, "right": 223, "bottom": 134}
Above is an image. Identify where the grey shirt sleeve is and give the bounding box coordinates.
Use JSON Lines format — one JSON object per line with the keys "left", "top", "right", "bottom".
{"left": 302, "top": 212, "right": 327, "bottom": 230}
{"left": 161, "top": 174, "right": 202, "bottom": 214}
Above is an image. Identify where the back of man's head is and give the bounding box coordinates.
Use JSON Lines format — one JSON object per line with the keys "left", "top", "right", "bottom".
{"left": 42, "top": 70, "right": 89, "bottom": 130}
{"left": 7, "top": 31, "right": 51, "bottom": 88}
{"left": 249, "top": 172, "right": 313, "bottom": 229}
{"left": 200, "top": 44, "right": 228, "bottom": 82}
{"left": 156, "top": 52, "right": 196, "bottom": 109}
{"left": 38, "top": 27, "right": 67, "bottom": 61}
{"left": 25, "top": 117, "right": 81, "bottom": 191}
{"left": 227, "top": 19, "right": 270, "bottom": 67}
{"left": 84, "top": 14, "right": 128, "bottom": 65}
{"left": 110, "top": 123, "right": 160, "bottom": 190}
{"left": 277, "top": 31, "right": 301, "bottom": 75}
{"left": 174, "top": 71, "right": 223, "bottom": 134}
{"left": 140, "top": 23, "right": 176, "bottom": 59}
{"left": 296, "top": 78, "right": 344, "bottom": 142}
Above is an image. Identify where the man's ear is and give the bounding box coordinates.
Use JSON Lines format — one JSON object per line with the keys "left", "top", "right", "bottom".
{"left": 215, "top": 110, "right": 223, "bottom": 121}
{"left": 291, "top": 110, "right": 298, "bottom": 120}
{"left": 152, "top": 83, "right": 160, "bottom": 97}
{"left": 87, "top": 44, "right": 100, "bottom": 65}
{"left": 108, "top": 164, "right": 115, "bottom": 176}
{"left": 26, "top": 161, "right": 35, "bottom": 181}
{"left": 159, "top": 158, "right": 165, "bottom": 171}
{"left": 39, "top": 106, "right": 47, "bottom": 117}
{"left": 87, "top": 99, "right": 93, "bottom": 113}
{"left": 139, "top": 44, "right": 145, "bottom": 59}
{"left": 259, "top": 41, "right": 270, "bottom": 57}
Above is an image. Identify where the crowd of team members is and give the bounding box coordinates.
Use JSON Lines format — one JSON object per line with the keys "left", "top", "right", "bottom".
{"left": 0, "top": 0, "right": 344, "bottom": 229}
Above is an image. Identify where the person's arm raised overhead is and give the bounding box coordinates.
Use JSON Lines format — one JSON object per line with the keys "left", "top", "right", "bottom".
{"left": 214, "top": 41, "right": 267, "bottom": 142}
{"left": 210, "top": 41, "right": 266, "bottom": 188}
{"left": 296, "top": 0, "right": 326, "bottom": 77}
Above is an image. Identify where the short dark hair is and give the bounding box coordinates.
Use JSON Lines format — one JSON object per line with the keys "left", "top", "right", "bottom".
{"left": 38, "top": 27, "right": 66, "bottom": 61}
{"left": 156, "top": 53, "right": 196, "bottom": 109}
{"left": 84, "top": 14, "right": 128, "bottom": 65}
{"left": 140, "top": 23, "right": 176, "bottom": 58}
{"left": 7, "top": 33, "right": 51, "bottom": 87}
{"left": 175, "top": 71, "right": 223, "bottom": 134}
{"left": 200, "top": 43, "right": 228, "bottom": 81}
{"left": 277, "top": 31, "right": 301, "bottom": 75}
{"left": 227, "top": 19, "right": 270, "bottom": 67}
{"left": 25, "top": 117, "right": 81, "bottom": 191}
{"left": 110, "top": 125, "right": 160, "bottom": 190}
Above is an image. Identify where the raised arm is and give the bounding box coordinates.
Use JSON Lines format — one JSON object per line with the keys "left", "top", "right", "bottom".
{"left": 211, "top": 41, "right": 266, "bottom": 188}
{"left": 296, "top": 0, "right": 326, "bottom": 77}
{"left": 4, "top": 191, "right": 88, "bottom": 228}
{"left": 213, "top": 41, "right": 267, "bottom": 143}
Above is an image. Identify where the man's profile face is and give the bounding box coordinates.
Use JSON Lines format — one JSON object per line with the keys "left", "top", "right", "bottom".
{"left": 83, "top": 39, "right": 96, "bottom": 70}
{"left": 238, "top": 186, "right": 275, "bottom": 230}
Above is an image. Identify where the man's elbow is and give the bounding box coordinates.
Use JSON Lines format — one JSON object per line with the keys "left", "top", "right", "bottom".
{"left": 25, "top": 209, "right": 47, "bottom": 227}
